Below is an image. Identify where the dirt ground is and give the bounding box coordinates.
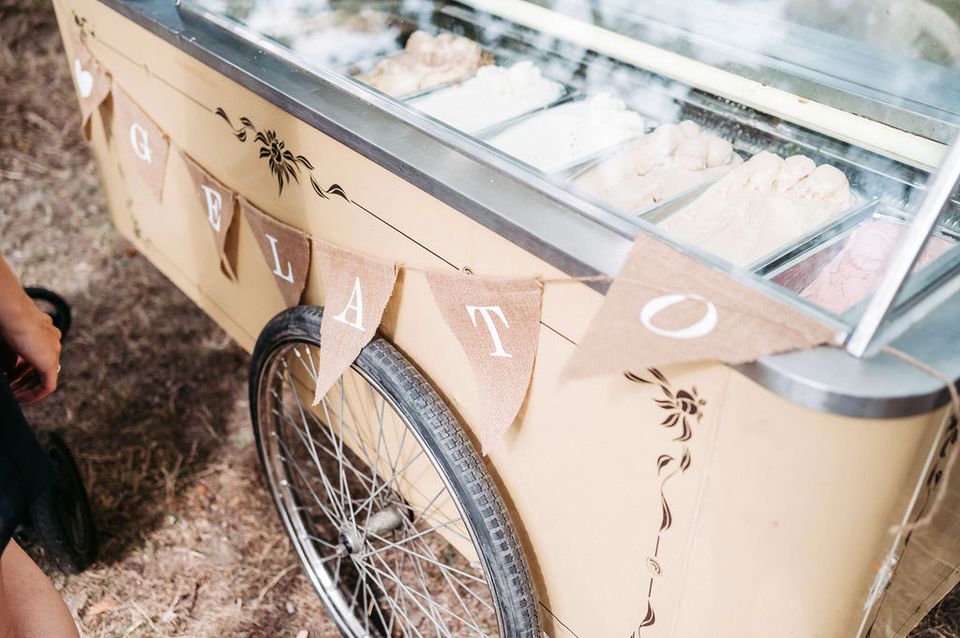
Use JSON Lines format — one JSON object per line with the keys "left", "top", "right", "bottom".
{"left": 1, "top": 0, "right": 960, "bottom": 637}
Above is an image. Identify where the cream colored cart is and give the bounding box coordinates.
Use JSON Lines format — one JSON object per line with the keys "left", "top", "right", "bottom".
{"left": 54, "top": 0, "right": 960, "bottom": 636}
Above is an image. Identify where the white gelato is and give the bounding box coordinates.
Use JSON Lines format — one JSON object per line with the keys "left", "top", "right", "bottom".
{"left": 659, "top": 151, "right": 856, "bottom": 267}
{"left": 357, "top": 31, "right": 492, "bottom": 97}
{"left": 487, "top": 94, "right": 646, "bottom": 172}
{"left": 408, "top": 62, "right": 564, "bottom": 134}
{"left": 574, "top": 120, "right": 741, "bottom": 214}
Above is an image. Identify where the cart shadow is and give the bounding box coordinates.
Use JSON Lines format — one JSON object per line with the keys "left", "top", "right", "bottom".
{"left": 20, "top": 256, "right": 256, "bottom": 568}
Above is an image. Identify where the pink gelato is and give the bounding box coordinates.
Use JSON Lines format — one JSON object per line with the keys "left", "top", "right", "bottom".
{"left": 779, "top": 219, "right": 954, "bottom": 314}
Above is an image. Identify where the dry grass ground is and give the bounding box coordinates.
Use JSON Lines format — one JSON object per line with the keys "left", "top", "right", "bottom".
{"left": 1, "top": 0, "right": 959, "bottom": 637}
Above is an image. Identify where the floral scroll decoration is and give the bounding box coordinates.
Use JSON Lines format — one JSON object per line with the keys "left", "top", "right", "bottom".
{"left": 215, "top": 108, "right": 348, "bottom": 202}
{"left": 625, "top": 368, "right": 706, "bottom": 638}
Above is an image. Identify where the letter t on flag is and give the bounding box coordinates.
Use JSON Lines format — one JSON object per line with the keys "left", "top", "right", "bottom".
{"left": 426, "top": 271, "right": 542, "bottom": 454}
{"left": 312, "top": 240, "right": 398, "bottom": 405}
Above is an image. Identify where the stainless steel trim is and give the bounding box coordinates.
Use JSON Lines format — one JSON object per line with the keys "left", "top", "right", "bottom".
{"left": 96, "top": 0, "right": 960, "bottom": 418}
{"left": 847, "top": 137, "right": 960, "bottom": 357}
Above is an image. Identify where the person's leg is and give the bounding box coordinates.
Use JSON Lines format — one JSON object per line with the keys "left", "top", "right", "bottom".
{"left": 0, "top": 540, "right": 78, "bottom": 638}
{"left": 0, "top": 552, "right": 16, "bottom": 638}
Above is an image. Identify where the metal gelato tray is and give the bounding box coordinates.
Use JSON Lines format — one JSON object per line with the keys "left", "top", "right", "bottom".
{"left": 761, "top": 206, "right": 960, "bottom": 319}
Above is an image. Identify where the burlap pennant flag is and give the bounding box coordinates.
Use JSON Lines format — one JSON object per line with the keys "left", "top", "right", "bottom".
{"left": 311, "top": 240, "right": 398, "bottom": 404}
{"left": 112, "top": 87, "right": 169, "bottom": 202}
{"left": 68, "top": 30, "right": 111, "bottom": 141}
{"left": 426, "top": 271, "right": 543, "bottom": 454}
{"left": 565, "top": 234, "right": 838, "bottom": 379}
{"left": 240, "top": 198, "right": 311, "bottom": 308}
{"left": 182, "top": 153, "right": 238, "bottom": 280}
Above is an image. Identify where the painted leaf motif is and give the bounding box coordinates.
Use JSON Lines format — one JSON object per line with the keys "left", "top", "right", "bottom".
{"left": 649, "top": 368, "right": 668, "bottom": 384}
{"left": 660, "top": 385, "right": 673, "bottom": 399}
{"left": 296, "top": 154, "right": 314, "bottom": 170}
{"left": 655, "top": 399, "right": 675, "bottom": 409}
{"left": 310, "top": 175, "right": 330, "bottom": 199}
{"left": 326, "top": 184, "right": 348, "bottom": 200}
{"left": 661, "top": 413, "right": 679, "bottom": 427}
{"left": 680, "top": 447, "right": 691, "bottom": 471}
{"left": 659, "top": 491, "right": 673, "bottom": 531}
{"left": 639, "top": 602, "right": 656, "bottom": 628}
{"left": 625, "top": 371, "right": 651, "bottom": 385}
{"left": 657, "top": 455, "right": 673, "bottom": 473}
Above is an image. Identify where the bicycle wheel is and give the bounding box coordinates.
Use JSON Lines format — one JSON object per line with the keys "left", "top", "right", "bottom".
{"left": 249, "top": 306, "right": 541, "bottom": 638}
{"left": 29, "top": 431, "right": 98, "bottom": 574}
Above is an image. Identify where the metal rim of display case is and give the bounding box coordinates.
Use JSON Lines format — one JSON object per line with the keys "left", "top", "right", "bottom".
{"left": 91, "top": 0, "right": 960, "bottom": 419}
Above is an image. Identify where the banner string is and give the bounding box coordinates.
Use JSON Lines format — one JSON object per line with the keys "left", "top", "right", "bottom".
{"left": 882, "top": 345, "right": 960, "bottom": 535}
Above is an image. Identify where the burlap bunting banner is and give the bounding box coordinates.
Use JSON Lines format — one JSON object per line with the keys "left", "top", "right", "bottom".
{"left": 68, "top": 30, "right": 111, "bottom": 141}
{"left": 182, "top": 153, "right": 238, "bottom": 280}
{"left": 239, "top": 198, "right": 311, "bottom": 308}
{"left": 112, "top": 87, "right": 169, "bottom": 202}
{"left": 426, "top": 271, "right": 542, "bottom": 454}
{"left": 312, "top": 240, "right": 398, "bottom": 405}
{"left": 565, "top": 233, "right": 839, "bottom": 379}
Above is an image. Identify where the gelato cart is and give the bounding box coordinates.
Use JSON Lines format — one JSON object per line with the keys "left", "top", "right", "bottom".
{"left": 53, "top": 0, "right": 960, "bottom": 636}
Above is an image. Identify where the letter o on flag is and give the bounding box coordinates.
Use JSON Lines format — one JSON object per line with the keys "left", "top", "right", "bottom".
{"left": 639, "top": 293, "right": 718, "bottom": 339}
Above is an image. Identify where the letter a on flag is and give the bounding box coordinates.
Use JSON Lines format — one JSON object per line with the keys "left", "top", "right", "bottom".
{"left": 426, "top": 271, "right": 542, "bottom": 454}
{"left": 239, "top": 198, "right": 311, "bottom": 308}
{"left": 312, "top": 239, "right": 398, "bottom": 405}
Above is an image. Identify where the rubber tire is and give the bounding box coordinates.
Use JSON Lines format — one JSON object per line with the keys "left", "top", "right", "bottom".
{"left": 24, "top": 287, "right": 72, "bottom": 340}
{"left": 249, "top": 306, "right": 542, "bottom": 638}
{"left": 29, "top": 431, "right": 98, "bottom": 574}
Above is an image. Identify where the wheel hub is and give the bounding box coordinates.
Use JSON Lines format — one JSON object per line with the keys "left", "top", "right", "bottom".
{"left": 338, "top": 522, "right": 364, "bottom": 556}
{"left": 335, "top": 506, "right": 406, "bottom": 557}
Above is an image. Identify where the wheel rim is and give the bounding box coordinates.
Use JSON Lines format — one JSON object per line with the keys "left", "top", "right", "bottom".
{"left": 256, "top": 341, "right": 502, "bottom": 637}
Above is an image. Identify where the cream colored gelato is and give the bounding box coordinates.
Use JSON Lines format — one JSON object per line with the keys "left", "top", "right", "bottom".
{"left": 357, "top": 31, "right": 492, "bottom": 97}
{"left": 487, "top": 93, "right": 646, "bottom": 173}
{"left": 788, "top": 219, "right": 953, "bottom": 314}
{"left": 659, "top": 151, "right": 856, "bottom": 267}
{"left": 574, "top": 120, "right": 741, "bottom": 214}
{"left": 408, "top": 61, "right": 564, "bottom": 134}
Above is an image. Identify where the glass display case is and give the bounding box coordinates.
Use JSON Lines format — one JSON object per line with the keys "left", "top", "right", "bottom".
{"left": 181, "top": 0, "right": 960, "bottom": 359}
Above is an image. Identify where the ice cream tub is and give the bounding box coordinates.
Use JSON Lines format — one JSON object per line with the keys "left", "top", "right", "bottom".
{"left": 566, "top": 120, "right": 744, "bottom": 216}
{"left": 349, "top": 29, "right": 495, "bottom": 99}
{"left": 405, "top": 62, "right": 576, "bottom": 137}
{"left": 745, "top": 192, "right": 874, "bottom": 273}
{"left": 765, "top": 208, "right": 959, "bottom": 316}
{"left": 482, "top": 93, "right": 648, "bottom": 174}
{"left": 651, "top": 152, "right": 863, "bottom": 268}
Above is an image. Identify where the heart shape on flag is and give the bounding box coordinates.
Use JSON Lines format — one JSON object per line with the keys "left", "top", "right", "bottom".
{"left": 74, "top": 59, "right": 93, "bottom": 98}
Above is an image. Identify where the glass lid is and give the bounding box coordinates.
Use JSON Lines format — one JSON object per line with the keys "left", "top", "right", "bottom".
{"left": 179, "top": 0, "right": 960, "bottom": 357}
